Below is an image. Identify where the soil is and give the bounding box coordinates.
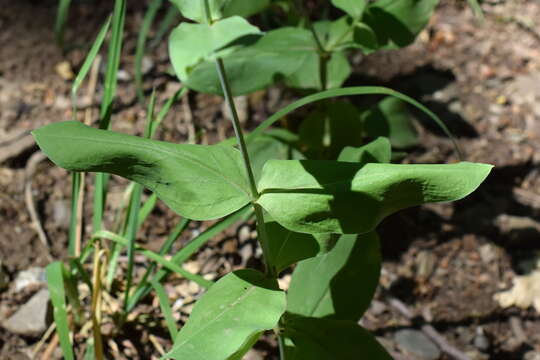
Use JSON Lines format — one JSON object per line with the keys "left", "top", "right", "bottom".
{"left": 1, "top": 0, "right": 540, "bottom": 359}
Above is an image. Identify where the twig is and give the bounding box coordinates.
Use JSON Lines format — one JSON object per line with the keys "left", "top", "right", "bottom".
{"left": 385, "top": 294, "right": 471, "bottom": 360}
{"left": 24, "top": 151, "right": 52, "bottom": 261}
{"left": 149, "top": 334, "right": 166, "bottom": 356}
{"left": 513, "top": 188, "right": 540, "bottom": 210}
{"left": 32, "top": 323, "right": 56, "bottom": 359}
{"left": 40, "top": 333, "right": 59, "bottom": 360}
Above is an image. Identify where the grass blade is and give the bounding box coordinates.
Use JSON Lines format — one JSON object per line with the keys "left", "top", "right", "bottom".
{"left": 93, "top": 0, "right": 127, "bottom": 233}
{"left": 55, "top": 0, "right": 72, "bottom": 48}
{"left": 135, "top": 0, "right": 163, "bottom": 102}
{"left": 68, "top": 172, "right": 82, "bottom": 257}
{"left": 123, "top": 91, "right": 157, "bottom": 311}
{"left": 248, "top": 86, "right": 463, "bottom": 158}
{"left": 149, "top": 5, "right": 180, "bottom": 48}
{"left": 137, "top": 193, "right": 158, "bottom": 226}
{"left": 151, "top": 280, "right": 178, "bottom": 339}
{"left": 71, "top": 16, "right": 112, "bottom": 117}
{"left": 467, "top": 0, "right": 484, "bottom": 20}
{"left": 150, "top": 87, "right": 187, "bottom": 138}
{"left": 93, "top": 230, "right": 213, "bottom": 288}
{"left": 127, "top": 217, "right": 190, "bottom": 311}
{"left": 46, "top": 262, "right": 74, "bottom": 360}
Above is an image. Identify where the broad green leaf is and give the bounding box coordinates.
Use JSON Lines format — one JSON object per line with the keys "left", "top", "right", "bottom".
{"left": 363, "top": 0, "right": 439, "bottom": 49}
{"left": 325, "top": 17, "right": 378, "bottom": 53}
{"left": 32, "top": 121, "right": 250, "bottom": 220}
{"left": 338, "top": 137, "right": 391, "bottom": 164}
{"left": 363, "top": 96, "right": 419, "bottom": 148}
{"left": 283, "top": 314, "right": 392, "bottom": 360}
{"left": 257, "top": 160, "right": 492, "bottom": 234}
{"left": 169, "top": 16, "right": 260, "bottom": 80}
{"left": 222, "top": 0, "right": 270, "bottom": 18}
{"left": 331, "top": 0, "right": 367, "bottom": 18}
{"left": 286, "top": 48, "right": 351, "bottom": 90}
{"left": 352, "top": 22, "right": 379, "bottom": 52}
{"left": 170, "top": 0, "right": 269, "bottom": 22}
{"left": 170, "top": 0, "right": 222, "bottom": 23}
{"left": 298, "top": 101, "right": 362, "bottom": 158}
{"left": 183, "top": 27, "right": 314, "bottom": 96}
{"left": 287, "top": 232, "right": 380, "bottom": 320}
{"left": 247, "top": 134, "right": 303, "bottom": 181}
{"left": 165, "top": 269, "right": 286, "bottom": 360}
{"left": 265, "top": 221, "right": 320, "bottom": 274}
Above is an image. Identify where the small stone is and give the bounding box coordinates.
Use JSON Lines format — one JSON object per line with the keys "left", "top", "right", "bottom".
{"left": 479, "top": 244, "right": 498, "bottom": 264}
{"left": 55, "top": 61, "right": 74, "bottom": 80}
{"left": 53, "top": 199, "right": 71, "bottom": 228}
{"left": 369, "top": 300, "right": 387, "bottom": 316}
{"left": 524, "top": 351, "right": 540, "bottom": 360}
{"left": 2, "top": 289, "right": 51, "bottom": 336}
{"left": 243, "top": 349, "right": 263, "bottom": 360}
{"left": 394, "top": 329, "right": 441, "bottom": 360}
{"left": 238, "top": 225, "right": 251, "bottom": 243}
{"left": 239, "top": 244, "right": 254, "bottom": 265}
{"left": 415, "top": 251, "right": 436, "bottom": 279}
{"left": 473, "top": 328, "right": 490, "bottom": 351}
{"left": 117, "top": 69, "right": 132, "bottom": 82}
{"left": 141, "top": 56, "right": 154, "bottom": 75}
{"left": 14, "top": 267, "right": 46, "bottom": 292}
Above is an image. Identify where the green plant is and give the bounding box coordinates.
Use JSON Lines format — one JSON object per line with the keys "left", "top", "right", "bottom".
{"left": 37, "top": 1, "right": 492, "bottom": 359}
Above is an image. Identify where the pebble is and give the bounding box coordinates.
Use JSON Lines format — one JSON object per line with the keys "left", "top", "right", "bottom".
{"left": 479, "top": 244, "right": 498, "bottom": 264}
{"left": 2, "top": 288, "right": 51, "bottom": 336}
{"left": 524, "top": 351, "right": 540, "bottom": 360}
{"left": 53, "top": 199, "right": 71, "bottom": 228}
{"left": 14, "top": 267, "right": 46, "bottom": 292}
{"left": 238, "top": 225, "right": 251, "bottom": 243}
{"left": 473, "top": 328, "right": 490, "bottom": 351}
{"left": 415, "top": 251, "right": 436, "bottom": 279}
{"left": 394, "top": 329, "right": 441, "bottom": 360}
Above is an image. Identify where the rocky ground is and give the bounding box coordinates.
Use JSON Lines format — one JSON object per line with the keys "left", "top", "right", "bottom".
{"left": 1, "top": 0, "right": 540, "bottom": 359}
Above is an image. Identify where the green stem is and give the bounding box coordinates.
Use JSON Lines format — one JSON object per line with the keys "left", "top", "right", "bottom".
{"left": 214, "top": 59, "right": 259, "bottom": 199}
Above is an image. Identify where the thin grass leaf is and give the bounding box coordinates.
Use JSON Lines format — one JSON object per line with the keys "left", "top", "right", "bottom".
{"left": 68, "top": 172, "right": 82, "bottom": 257}
{"left": 71, "top": 16, "right": 112, "bottom": 117}
{"left": 46, "top": 262, "right": 74, "bottom": 360}
{"left": 55, "top": 0, "right": 72, "bottom": 48}
{"left": 127, "top": 206, "right": 251, "bottom": 310}
{"left": 93, "top": 0, "right": 127, "bottom": 233}
{"left": 137, "top": 193, "right": 158, "bottom": 226}
{"left": 127, "top": 217, "right": 190, "bottom": 312}
{"left": 135, "top": 0, "right": 163, "bottom": 102}
{"left": 151, "top": 280, "right": 178, "bottom": 338}
{"left": 150, "top": 5, "right": 180, "bottom": 48}
{"left": 150, "top": 87, "right": 187, "bottom": 138}
{"left": 248, "top": 86, "right": 463, "bottom": 158}
{"left": 93, "top": 230, "right": 213, "bottom": 289}
{"left": 123, "top": 91, "right": 157, "bottom": 311}
{"left": 467, "top": 0, "right": 484, "bottom": 20}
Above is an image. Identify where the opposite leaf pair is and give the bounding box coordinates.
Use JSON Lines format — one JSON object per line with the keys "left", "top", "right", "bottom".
{"left": 33, "top": 121, "right": 492, "bottom": 236}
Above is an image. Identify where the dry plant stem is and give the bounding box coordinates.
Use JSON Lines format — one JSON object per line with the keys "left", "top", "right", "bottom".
{"left": 24, "top": 151, "right": 52, "bottom": 261}
{"left": 40, "top": 333, "right": 59, "bottom": 360}
{"left": 91, "top": 243, "right": 106, "bottom": 360}
{"left": 32, "top": 323, "right": 56, "bottom": 358}
{"left": 386, "top": 296, "right": 471, "bottom": 360}
{"left": 74, "top": 55, "right": 102, "bottom": 256}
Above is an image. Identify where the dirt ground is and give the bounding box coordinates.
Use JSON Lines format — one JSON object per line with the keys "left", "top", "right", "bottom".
{"left": 1, "top": 0, "right": 540, "bottom": 359}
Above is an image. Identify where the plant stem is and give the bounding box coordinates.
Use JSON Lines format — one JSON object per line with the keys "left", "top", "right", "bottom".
{"left": 214, "top": 58, "right": 259, "bottom": 199}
